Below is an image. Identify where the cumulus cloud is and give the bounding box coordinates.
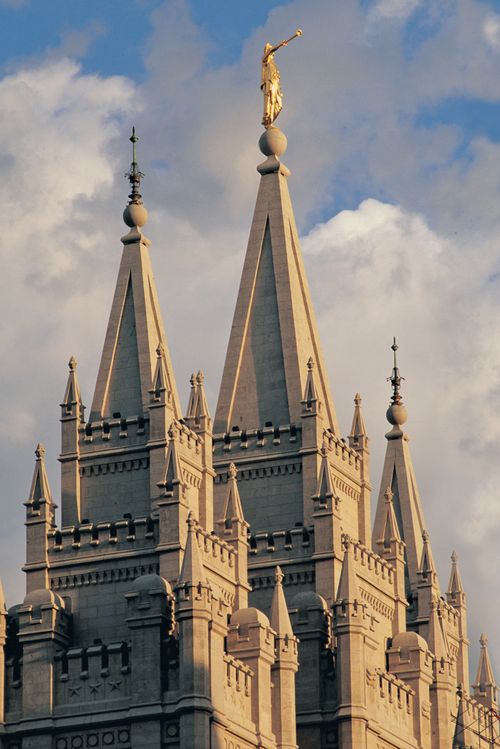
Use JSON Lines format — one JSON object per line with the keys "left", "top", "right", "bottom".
{"left": 1, "top": 0, "right": 500, "bottom": 673}
{"left": 369, "top": 0, "right": 422, "bottom": 23}
{"left": 483, "top": 14, "right": 500, "bottom": 51}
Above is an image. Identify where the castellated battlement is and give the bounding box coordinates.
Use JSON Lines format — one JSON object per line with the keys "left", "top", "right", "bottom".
{"left": 54, "top": 641, "right": 131, "bottom": 713}
{"left": 48, "top": 515, "right": 157, "bottom": 558}
{"left": 248, "top": 525, "right": 313, "bottom": 560}
{"left": 194, "top": 524, "right": 236, "bottom": 580}
{"left": 223, "top": 653, "right": 254, "bottom": 724}
{"left": 352, "top": 540, "right": 395, "bottom": 590}
{"left": 366, "top": 668, "right": 415, "bottom": 738}
{"left": 213, "top": 423, "right": 361, "bottom": 474}
{"left": 78, "top": 415, "right": 149, "bottom": 450}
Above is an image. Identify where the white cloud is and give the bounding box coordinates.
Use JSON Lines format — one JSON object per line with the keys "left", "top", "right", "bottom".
{"left": 483, "top": 14, "right": 500, "bottom": 51}
{"left": 369, "top": 0, "right": 422, "bottom": 22}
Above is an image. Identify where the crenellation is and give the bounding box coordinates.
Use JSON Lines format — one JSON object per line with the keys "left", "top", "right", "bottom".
{"left": 249, "top": 525, "right": 313, "bottom": 561}
{"left": 48, "top": 515, "right": 157, "bottom": 557}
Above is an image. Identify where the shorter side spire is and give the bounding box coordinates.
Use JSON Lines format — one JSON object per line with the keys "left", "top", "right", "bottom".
{"left": 473, "top": 634, "right": 498, "bottom": 707}
{"left": 418, "top": 530, "right": 438, "bottom": 587}
{"left": 60, "top": 356, "right": 84, "bottom": 419}
{"left": 178, "top": 513, "right": 206, "bottom": 588}
{"left": 380, "top": 486, "right": 402, "bottom": 549}
{"left": 270, "top": 566, "right": 294, "bottom": 637}
{"left": 26, "top": 444, "right": 54, "bottom": 513}
{"left": 447, "top": 551, "right": 465, "bottom": 603}
{"left": 348, "top": 392, "right": 368, "bottom": 449}
{"left": 150, "top": 342, "right": 171, "bottom": 405}
{"left": 301, "top": 357, "right": 320, "bottom": 412}
{"left": 312, "top": 442, "right": 337, "bottom": 510}
{"left": 336, "top": 536, "right": 362, "bottom": 605}
{"left": 185, "top": 370, "right": 211, "bottom": 430}
{"left": 221, "top": 463, "right": 246, "bottom": 527}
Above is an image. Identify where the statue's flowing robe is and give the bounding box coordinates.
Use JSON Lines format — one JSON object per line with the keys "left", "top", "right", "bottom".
{"left": 261, "top": 55, "right": 283, "bottom": 126}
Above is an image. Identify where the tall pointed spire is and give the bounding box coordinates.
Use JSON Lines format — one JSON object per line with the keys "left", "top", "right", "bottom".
{"left": 90, "top": 128, "right": 181, "bottom": 421}
{"left": 473, "top": 634, "right": 498, "bottom": 707}
{"left": 214, "top": 129, "right": 339, "bottom": 435}
{"left": 418, "top": 530, "right": 438, "bottom": 586}
{"left": 373, "top": 340, "right": 429, "bottom": 593}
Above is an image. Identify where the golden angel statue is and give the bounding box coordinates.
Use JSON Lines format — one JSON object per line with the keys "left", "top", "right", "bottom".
{"left": 261, "top": 29, "right": 302, "bottom": 128}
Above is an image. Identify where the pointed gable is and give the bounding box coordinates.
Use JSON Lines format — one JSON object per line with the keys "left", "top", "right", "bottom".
{"left": 90, "top": 199, "right": 180, "bottom": 422}
{"left": 214, "top": 150, "right": 339, "bottom": 434}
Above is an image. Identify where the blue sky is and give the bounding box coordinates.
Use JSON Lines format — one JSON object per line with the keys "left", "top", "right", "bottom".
{"left": 1, "top": 0, "right": 500, "bottom": 673}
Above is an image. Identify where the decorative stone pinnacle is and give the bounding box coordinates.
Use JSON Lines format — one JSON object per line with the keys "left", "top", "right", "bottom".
{"left": 384, "top": 486, "right": 393, "bottom": 503}
{"left": 307, "top": 356, "right": 314, "bottom": 371}
{"left": 354, "top": 392, "right": 362, "bottom": 405}
{"left": 68, "top": 355, "right": 77, "bottom": 371}
{"left": 275, "top": 565, "right": 285, "bottom": 586}
{"left": 388, "top": 337, "right": 405, "bottom": 406}
{"left": 35, "top": 443, "right": 45, "bottom": 460}
{"left": 422, "top": 529, "right": 429, "bottom": 543}
{"left": 189, "top": 372, "right": 196, "bottom": 387}
{"left": 196, "top": 369, "right": 205, "bottom": 384}
{"left": 125, "top": 126, "right": 145, "bottom": 206}
{"left": 186, "top": 511, "right": 196, "bottom": 530}
{"left": 451, "top": 550, "right": 458, "bottom": 564}
{"left": 480, "top": 633, "right": 488, "bottom": 648}
{"left": 228, "top": 463, "right": 238, "bottom": 480}
{"left": 156, "top": 341, "right": 165, "bottom": 359}
{"left": 342, "top": 533, "right": 351, "bottom": 552}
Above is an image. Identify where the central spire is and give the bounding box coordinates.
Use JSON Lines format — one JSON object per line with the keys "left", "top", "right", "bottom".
{"left": 214, "top": 123, "right": 339, "bottom": 435}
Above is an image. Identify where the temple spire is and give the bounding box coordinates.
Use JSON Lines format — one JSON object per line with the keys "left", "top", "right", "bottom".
{"left": 90, "top": 129, "right": 181, "bottom": 422}
{"left": 214, "top": 128, "right": 339, "bottom": 435}
{"left": 178, "top": 513, "right": 206, "bottom": 588}
{"left": 473, "top": 634, "right": 498, "bottom": 707}
{"left": 373, "top": 340, "right": 430, "bottom": 595}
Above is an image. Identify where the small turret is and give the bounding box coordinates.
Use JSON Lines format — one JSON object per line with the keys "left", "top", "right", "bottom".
{"left": 185, "top": 370, "right": 211, "bottom": 432}
{"left": 473, "top": 634, "right": 498, "bottom": 709}
{"left": 453, "top": 684, "right": 474, "bottom": 749}
{"left": 60, "top": 357, "right": 84, "bottom": 526}
{"left": 348, "top": 392, "right": 372, "bottom": 545}
{"left": 333, "top": 537, "right": 368, "bottom": 749}
{"left": 376, "top": 487, "right": 406, "bottom": 632}
{"left": 175, "top": 514, "right": 212, "bottom": 748}
{"left": 217, "top": 464, "right": 249, "bottom": 608}
{"left": 270, "top": 567, "right": 298, "bottom": 749}
{"left": 447, "top": 551, "right": 469, "bottom": 688}
{"left": 23, "top": 444, "right": 56, "bottom": 592}
{"left": 301, "top": 356, "right": 320, "bottom": 414}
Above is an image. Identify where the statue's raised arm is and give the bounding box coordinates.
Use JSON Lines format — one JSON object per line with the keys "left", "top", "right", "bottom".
{"left": 261, "top": 29, "right": 302, "bottom": 129}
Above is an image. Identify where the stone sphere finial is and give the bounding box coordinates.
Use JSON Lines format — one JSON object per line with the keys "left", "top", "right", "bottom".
{"left": 123, "top": 202, "right": 149, "bottom": 229}
{"left": 386, "top": 402, "right": 408, "bottom": 427}
{"left": 259, "top": 126, "right": 288, "bottom": 158}
{"left": 228, "top": 463, "right": 238, "bottom": 480}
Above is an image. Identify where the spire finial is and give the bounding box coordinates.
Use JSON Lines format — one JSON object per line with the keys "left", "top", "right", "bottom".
{"left": 275, "top": 565, "right": 285, "bottom": 586}
{"left": 126, "top": 126, "right": 144, "bottom": 206}
{"left": 384, "top": 485, "right": 393, "bottom": 503}
{"left": 480, "top": 633, "right": 488, "bottom": 648}
{"left": 68, "top": 355, "right": 77, "bottom": 371}
{"left": 122, "top": 127, "right": 149, "bottom": 230}
{"left": 386, "top": 337, "right": 408, "bottom": 428}
{"left": 388, "top": 337, "right": 404, "bottom": 406}
{"left": 35, "top": 443, "right": 45, "bottom": 460}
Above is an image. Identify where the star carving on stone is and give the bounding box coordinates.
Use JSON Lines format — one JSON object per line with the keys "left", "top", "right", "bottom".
{"left": 89, "top": 682, "right": 102, "bottom": 694}
{"left": 68, "top": 685, "right": 81, "bottom": 697}
{"left": 109, "top": 680, "right": 122, "bottom": 692}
